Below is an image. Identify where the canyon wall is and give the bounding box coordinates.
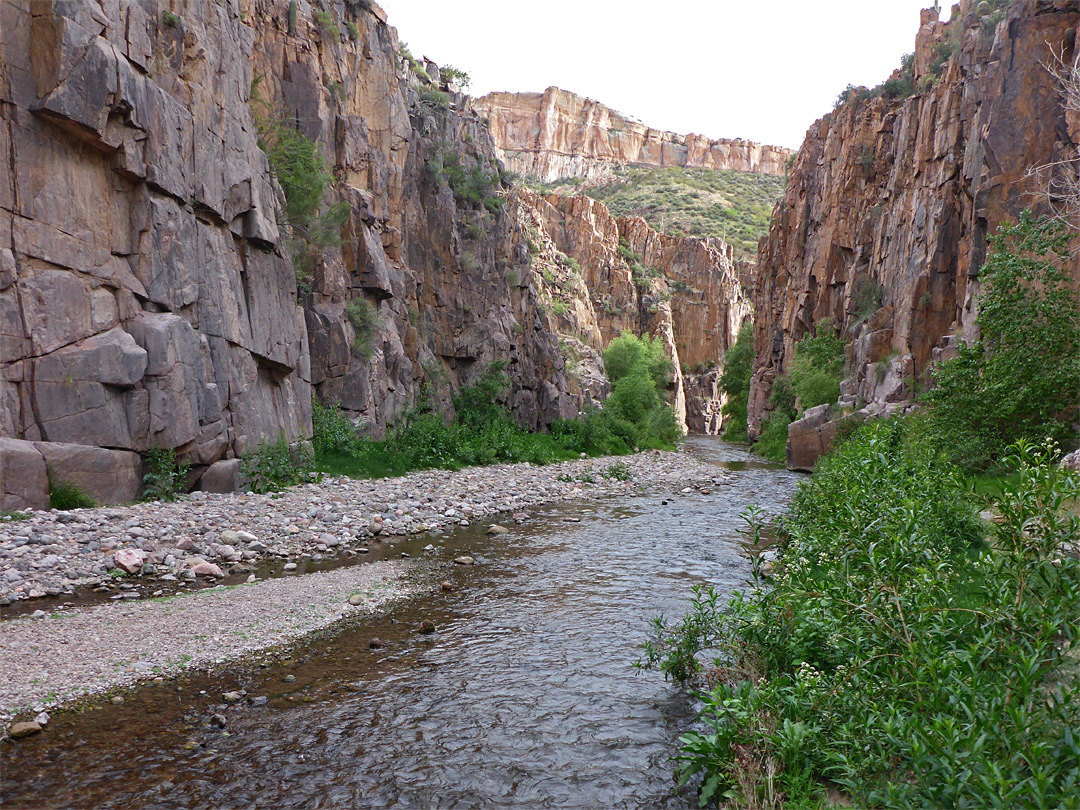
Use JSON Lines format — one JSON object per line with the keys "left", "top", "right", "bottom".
{"left": 0, "top": 0, "right": 580, "bottom": 507}
{"left": 475, "top": 87, "right": 794, "bottom": 184}
{"left": 749, "top": 0, "right": 1080, "bottom": 449}
{"left": 520, "top": 191, "right": 751, "bottom": 433}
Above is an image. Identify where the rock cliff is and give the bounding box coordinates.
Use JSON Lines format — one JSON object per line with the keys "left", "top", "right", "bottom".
{"left": 749, "top": 0, "right": 1080, "bottom": 449}
{"left": 520, "top": 190, "right": 751, "bottom": 433}
{"left": 475, "top": 87, "right": 793, "bottom": 183}
{"left": 0, "top": 0, "right": 580, "bottom": 507}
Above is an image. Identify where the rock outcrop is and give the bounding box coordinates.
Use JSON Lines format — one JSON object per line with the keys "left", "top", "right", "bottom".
{"left": 476, "top": 87, "right": 793, "bottom": 183}
{"left": 520, "top": 190, "right": 751, "bottom": 432}
{"left": 1, "top": 0, "right": 583, "bottom": 506}
{"left": 749, "top": 0, "right": 1080, "bottom": 454}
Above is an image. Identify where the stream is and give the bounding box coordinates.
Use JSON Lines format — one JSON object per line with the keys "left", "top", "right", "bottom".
{"left": 0, "top": 438, "right": 802, "bottom": 809}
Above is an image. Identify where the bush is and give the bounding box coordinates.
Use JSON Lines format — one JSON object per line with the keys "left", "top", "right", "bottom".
{"left": 49, "top": 480, "right": 95, "bottom": 510}
{"left": 608, "top": 365, "right": 661, "bottom": 426}
{"left": 440, "top": 65, "right": 471, "bottom": 89}
{"left": 718, "top": 323, "right": 753, "bottom": 441}
{"left": 603, "top": 330, "right": 672, "bottom": 393}
{"left": 312, "top": 398, "right": 365, "bottom": 457}
{"left": 162, "top": 11, "right": 181, "bottom": 28}
{"left": 141, "top": 448, "right": 189, "bottom": 502}
{"left": 312, "top": 9, "right": 340, "bottom": 41}
{"left": 241, "top": 434, "right": 314, "bottom": 493}
{"left": 788, "top": 321, "right": 844, "bottom": 412}
{"left": 346, "top": 297, "right": 380, "bottom": 358}
{"left": 641, "top": 421, "right": 1080, "bottom": 808}
{"left": 754, "top": 410, "right": 791, "bottom": 463}
{"left": 925, "top": 213, "right": 1080, "bottom": 471}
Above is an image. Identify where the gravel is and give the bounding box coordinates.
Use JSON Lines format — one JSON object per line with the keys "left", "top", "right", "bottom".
{"left": 0, "top": 560, "right": 416, "bottom": 723}
{"left": 0, "top": 450, "right": 723, "bottom": 603}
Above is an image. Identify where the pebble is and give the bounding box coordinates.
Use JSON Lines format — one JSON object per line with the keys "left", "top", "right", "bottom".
{"left": 8, "top": 721, "right": 41, "bottom": 739}
{"left": 283, "top": 562, "right": 298, "bottom": 572}
{"left": 347, "top": 594, "right": 365, "bottom": 606}
{"left": 110, "top": 695, "right": 124, "bottom": 705}
{"left": 420, "top": 620, "right": 436, "bottom": 635}
{"left": 369, "top": 638, "right": 383, "bottom": 649}
{"left": 487, "top": 524, "right": 509, "bottom": 535}
{"left": 0, "top": 452, "right": 722, "bottom": 603}
{"left": 209, "top": 713, "right": 227, "bottom": 728}
{"left": 440, "top": 581, "right": 454, "bottom": 592}
{"left": 453, "top": 556, "right": 475, "bottom": 566}
{"left": 283, "top": 674, "right": 296, "bottom": 683}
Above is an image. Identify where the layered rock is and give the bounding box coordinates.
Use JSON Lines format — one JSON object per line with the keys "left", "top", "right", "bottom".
{"left": 1, "top": 0, "right": 584, "bottom": 506}
{"left": 519, "top": 191, "right": 751, "bottom": 432}
{"left": 749, "top": 0, "right": 1080, "bottom": 451}
{"left": 475, "top": 87, "right": 793, "bottom": 183}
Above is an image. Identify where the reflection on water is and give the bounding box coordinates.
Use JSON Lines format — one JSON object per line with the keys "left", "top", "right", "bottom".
{"left": 1, "top": 439, "right": 802, "bottom": 809}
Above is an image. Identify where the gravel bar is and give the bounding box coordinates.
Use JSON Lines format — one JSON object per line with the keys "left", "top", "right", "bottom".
{"left": 0, "top": 450, "right": 724, "bottom": 603}
{"left": 0, "top": 559, "right": 416, "bottom": 724}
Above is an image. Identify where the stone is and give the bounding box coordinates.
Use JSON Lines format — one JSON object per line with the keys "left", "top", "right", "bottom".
{"left": 200, "top": 460, "right": 241, "bottom": 494}
{"left": 0, "top": 439, "right": 49, "bottom": 512}
{"left": 368, "top": 638, "right": 383, "bottom": 649}
{"left": 113, "top": 549, "right": 144, "bottom": 574}
{"left": 486, "top": 524, "right": 509, "bottom": 535}
{"left": 440, "top": 581, "right": 454, "bottom": 591}
{"left": 283, "top": 562, "right": 298, "bottom": 571}
{"left": 420, "top": 620, "right": 437, "bottom": 635}
{"left": 34, "top": 442, "right": 141, "bottom": 506}
{"left": 453, "top": 556, "right": 475, "bottom": 565}
{"left": 110, "top": 696, "right": 125, "bottom": 705}
{"left": 191, "top": 561, "right": 225, "bottom": 578}
{"left": 222, "top": 691, "right": 244, "bottom": 703}
{"left": 8, "top": 721, "right": 42, "bottom": 739}
{"left": 348, "top": 594, "right": 365, "bottom": 606}
{"left": 209, "top": 713, "right": 227, "bottom": 728}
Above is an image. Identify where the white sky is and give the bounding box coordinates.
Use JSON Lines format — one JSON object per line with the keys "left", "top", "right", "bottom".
{"left": 380, "top": 0, "right": 937, "bottom": 150}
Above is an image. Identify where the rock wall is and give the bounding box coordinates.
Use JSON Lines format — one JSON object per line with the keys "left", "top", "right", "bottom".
{"left": 520, "top": 190, "right": 751, "bottom": 432}
{"left": 749, "top": 0, "right": 1080, "bottom": 441}
{"left": 475, "top": 87, "right": 793, "bottom": 184}
{"left": 0, "top": 0, "right": 582, "bottom": 507}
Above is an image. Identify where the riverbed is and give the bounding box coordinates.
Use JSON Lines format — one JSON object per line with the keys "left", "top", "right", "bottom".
{"left": 0, "top": 438, "right": 802, "bottom": 809}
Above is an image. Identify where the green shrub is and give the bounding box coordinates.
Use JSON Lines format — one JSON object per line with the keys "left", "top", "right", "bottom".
{"left": 642, "top": 422, "right": 1080, "bottom": 809}
{"left": 345, "top": 21, "right": 359, "bottom": 39}
{"left": 420, "top": 89, "right": 450, "bottom": 111}
{"left": 241, "top": 433, "right": 314, "bottom": 493}
{"left": 452, "top": 362, "right": 510, "bottom": 430}
{"left": 162, "top": 11, "right": 181, "bottom": 28}
{"left": 608, "top": 365, "right": 661, "bottom": 426}
{"left": 49, "top": 480, "right": 95, "bottom": 510}
{"left": 718, "top": 323, "right": 753, "bottom": 441}
{"left": 141, "top": 447, "right": 189, "bottom": 502}
{"left": 312, "top": 9, "right": 340, "bottom": 41}
{"left": 788, "top": 320, "right": 844, "bottom": 412}
{"left": 603, "top": 330, "right": 672, "bottom": 393}
{"left": 754, "top": 410, "right": 791, "bottom": 463}
{"left": 312, "top": 398, "right": 365, "bottom": 457}
{"left": 441, "top": 65, "right": 471, "bottom": 89}
{"left": 602, "top": 461, "right": 632, "bottom": 481}
{"left": 925, "top": 213, "right": 1080, "bottom": 471}
{"left": 346, "top": 297, "right": 380, "bottom": 358}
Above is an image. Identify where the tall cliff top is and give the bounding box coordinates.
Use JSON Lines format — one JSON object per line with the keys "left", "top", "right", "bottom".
{"left": 474, "top": 86, "right": 794, "bottom": 182}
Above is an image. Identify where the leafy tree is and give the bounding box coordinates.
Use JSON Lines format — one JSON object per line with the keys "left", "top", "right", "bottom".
{"left": 788, "top": 319, "right": 844, "bottom": 412}
{"left": 603, "top": 330, "right": 672, "bottom": 393}
{"left": 718, "top": 323, "right": 753, "bottom": 441}
{"left": 925, "top": 213, "right": 1080, "bottom": 470}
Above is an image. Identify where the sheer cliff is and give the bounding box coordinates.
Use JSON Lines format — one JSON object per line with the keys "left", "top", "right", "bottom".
{"left": 475, "top": 87, "right": 793, "bottom": 184}
{"left": 749, "top": 0, "right": 1080, "bottom": 447}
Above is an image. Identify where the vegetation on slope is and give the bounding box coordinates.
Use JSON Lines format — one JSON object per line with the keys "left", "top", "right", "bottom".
{"left": 642, "top": 418, "right": 1080, "bottom": 809}
{"left": 530, "top": 166, "right": 786, "bottom": 261}
{"left": 717, "top": 323, "right": 754, "bottom": 442}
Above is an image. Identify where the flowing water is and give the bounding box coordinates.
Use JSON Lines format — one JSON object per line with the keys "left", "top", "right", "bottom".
{"left": 0, "top": 439, "right": 801, "bottom": 809}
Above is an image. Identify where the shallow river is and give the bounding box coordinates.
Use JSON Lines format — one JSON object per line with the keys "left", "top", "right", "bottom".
{"left": 1, "top": 439, "right": 801, "bottom": 809}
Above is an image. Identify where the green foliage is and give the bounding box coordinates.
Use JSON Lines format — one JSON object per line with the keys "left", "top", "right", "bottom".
{"left": 420, "top": 89, "right": 450, "bottom": 111}
{"left": 141, "top": 448, "right": 189, "bottom": 502}
{"left": 718, "top": 323, "right": 754, "bottom": 441}
{"left": 437, "top": 152, "right": 503, "bottom": 212}
{"left": 241, "top": 434, "right": 314, "bottom": 494}
{"left": 788, "top": 321, "right": 845, "bottom": 412}
{"left": 346, "top": 297, "right": 380, "bottom": 359}
{"left": 49, "top": 480, "right": 95, "bottom": 510}
{"left": 1, "top": 510, "right": 32, "bottom": 522}
{"left": 440, "top": 65, "right": 471, "bottom": 89}
{"left": 755, "top": 410, "right": 792, "bottom": 463}
{"left": 345, "top": 20, "right": 359, "bottom": 39}
{"left": 852, "top": 276, "right": 884, "bottom": 321}
{"left": 312, "top": 9, "right": 340, "bottom": 41}
{"left": 603, "top": 331, "right": 672, "bottom": 393}
{"left": 608, "top": 365, "right": 661, "bottom": 426}
{"left": 925, "top": 213, "right": 1080, "bottom": 471}
{"left": 287, "top": 0, "right": 297, "bottom": 34}
{"left": 546, "top": 166, "right": 786, "bottom": 261}
{"left": 452, "top": 363, "right": 510, "bottom": 430}
{"left": 312, "top": 398, "right": 365, "bottom": 457}
{"left": 603, "top": 461, "right": 632, "bottom": 481}
{"left": 642, "top": 420, "right": 1080, "bottom": 808}
{"left": 162, "top": 11, "right": 181, "bottom": 28}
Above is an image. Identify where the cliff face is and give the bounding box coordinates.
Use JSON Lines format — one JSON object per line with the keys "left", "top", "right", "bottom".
{"left": 0, "top": 0, "right": 580, "bottom": 505}
{"left": 475, "top": 87, "right": 793, "bottom": 183}
{"left": 749, "top": 0, "right": 1080, "bottom": 441}
{"left": 520, "top": 191, "right": 751, "bottom": 432}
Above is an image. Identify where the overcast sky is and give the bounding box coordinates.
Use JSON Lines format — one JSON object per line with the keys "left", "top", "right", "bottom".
{"left": 380, "top": 0, "right": 936, "bottom": 150}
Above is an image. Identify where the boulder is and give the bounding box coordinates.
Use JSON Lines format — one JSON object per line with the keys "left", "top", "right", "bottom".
{"left": 199, "top": 459, "right": 241, "bottom": 493}
{"left": 0, "top": 438, "right": 49, "bottom": 511}
{"left": 34, "top": 442, "right": 142, "bottom": 505}
{"left": 113, "top": 548, "right": 145, "bottom": 574}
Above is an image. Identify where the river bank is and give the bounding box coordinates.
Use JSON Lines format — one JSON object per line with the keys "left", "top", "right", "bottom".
{"left": 0, "top": 450, "right": 724, "bottom": 607}
{"left": 0, "top": 449, "right": 727, "bottom": 728}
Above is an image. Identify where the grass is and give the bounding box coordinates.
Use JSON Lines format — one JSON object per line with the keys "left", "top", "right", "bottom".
{"left": 532, "top": 166, "right": 786, "bottom": 261}
{"left": 49, "top": 480, "right": 95, "bottom": 510}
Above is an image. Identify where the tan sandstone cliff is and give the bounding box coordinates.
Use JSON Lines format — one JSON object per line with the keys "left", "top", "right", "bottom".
{"left": 475, "top": 87, "right": 793, "bottom": 184}
{"left": 749, "top": 0, "right": 1080, "bottom": 467}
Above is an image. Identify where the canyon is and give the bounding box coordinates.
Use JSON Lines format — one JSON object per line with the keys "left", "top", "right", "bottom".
{"left": 0, "top": 0, "right": 754, "bottom": 510}
{"left": 751, "top": 0, "right": 1080, "bottom": 467}
{"left": 475, "top": 87, "right": 792, "bottom": 184}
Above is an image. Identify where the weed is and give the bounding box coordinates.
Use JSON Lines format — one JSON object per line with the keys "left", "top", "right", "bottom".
{"left": 141, "top": 447, "right": 189, "bottom": 502}
{"left": 602, "top": 462, "right": 632, "bottom": 481}
{"left": 161, "top": 11, "right": 180, "bottom": 28}
{"left": 240, "top": 434, "right": 314, "bottom": 494}
{"left": 49, "top": 480, "right": 95, "bottom": 510}
{"left": 345, "top": 297, "right": 381, "bottom": 359}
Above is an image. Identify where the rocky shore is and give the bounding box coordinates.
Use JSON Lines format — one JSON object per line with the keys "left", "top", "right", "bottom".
{"left": 0, "top": 450, "right": 723, "bottom": 605}
{"left": 0, "top": 450, "right": 725, "bottom": 727}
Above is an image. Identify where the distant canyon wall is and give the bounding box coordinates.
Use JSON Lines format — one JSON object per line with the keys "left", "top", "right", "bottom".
{"left": 749, "top": 0, "right": 1080, "bottom": 441}
{"left": 475, "top": 87, "right": 793, "bottom": 184}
